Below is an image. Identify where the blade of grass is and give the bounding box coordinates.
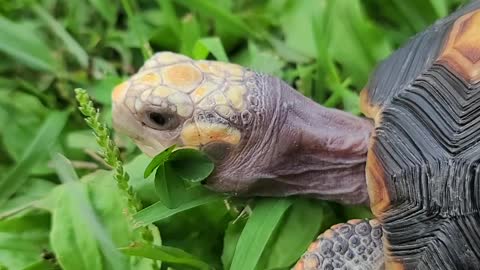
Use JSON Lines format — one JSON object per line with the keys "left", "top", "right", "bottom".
{"left": 173, "top": 0, "right": 259, "bottom": 39}
{"left": 88, "top": 0, "right": 118, "bottom": 25}
{"left": 156, "top": 0, "right": 181, "bottom": 39}
{"left": 0, "top": 16, "right": 58, "bottom": 72}
{"left": 120, "top": 242, "right": 211, "bottom": 270}
{"left": 179, "top": 14, "right": 201, "bottom": 57}
{"left": 32, "top": 4, "right": 88, "bottom": 68}
{"left": 230, "top": 199, "right": 292, "bottom": 270}
{"left": 133, "top": 188, "right": 223, "bottom": 226}
{"left": 51, "top": 153, "right": 127, "bottom": 270}
{"left": 0, "top": 110, "right": 69, "bottom": 206}
{"left": 429, "top": 0, "right": 448, "bottom": 18}
{"left": 120, "top": 0, "right": 153, "bottom": 60}
{"left": 21, "top": 260, "right": 55, "bottom": 270}
{"left": 193, "top": 37, "right": 229, "bottom": 61}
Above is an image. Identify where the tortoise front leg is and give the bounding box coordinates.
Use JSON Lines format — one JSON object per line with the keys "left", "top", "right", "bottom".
{"left": 294, "top": 219, "right": 384, "bottom": 270}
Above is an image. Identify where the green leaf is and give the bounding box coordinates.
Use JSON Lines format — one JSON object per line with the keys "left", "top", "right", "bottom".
{"left": 169, "top": 149, "right": 214, "bottom": 183}
{"left": 0, "top": 90, "right": 48, "bottom": 163}
{"left": 0, "top": 110, "right": 69, "bottom": 206}
{"left": 429, "top": 0, "right": 448, "bottom": 17}
{"left": 179, "top": 14, "right": 201, "bottom": 56}
{"left": 120, "top": 242, "right": 211, "bottom": 270}
{"left": 193, "top": 37, "right": 229, "bottom": 62}
{"left": 0, "top": 178, "right": 55, "bottom": 219}
{"left": 222, "top": 218, "right": 247, "bottom": 270}
{"left": 342, "top": 205, "right": 374, "bottom": 220}
{"left": 32, "top": 4, "right": 89, "bottom": 68}
{"left": 154, "top": 163, "right": 188, "bottom": 209}
{"left": 243, "top": 41, "right": 285, "bottom": 76}
{"left": 230, "top": 199, "right": 293, "bottom": 270}
{"left": 144, "top": 145, "right": 176, "bottom": 178}
{"left": 21, "top": 260, "right": 56, "bottom": 270}
{"left": 50, "top": 154, "right": 156, "bottom": 270}
{"left": 261, "top": 200, "right": 337, "bottom": 269}
{"left": 89, "top": 76, "right": 125, "bottom": 105}
{"left": 0, "top": 16, "right": 58, "bottom": 72}
{"left": 0, "top": 212, "right": 51, "bottom": 270}
{"left": 173, "top": 0, "right": 258, "bottom": 39}
{"left": 133, "top": 187, "right": 223, "bottom": 226}
{"left": 88, "top": 0, "right": 118, "bottom": 25}
{"left": 51, "top": 154, "right": 127, "bottom": 270}
{"left": 121, "top": 0, "right": 153, "bottom": 60}
{"left": 156, "top": 0, "right": 181, "bottom": 39}
{"left": 124, "top": 155, "right": 159, "bottom": 204}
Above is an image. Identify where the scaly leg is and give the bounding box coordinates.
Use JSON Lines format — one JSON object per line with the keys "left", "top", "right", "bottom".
{"left": 294, "top": 219, "right": 384, "bottom": 270}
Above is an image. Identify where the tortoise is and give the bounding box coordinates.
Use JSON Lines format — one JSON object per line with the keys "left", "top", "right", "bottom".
{"left": 111, "top": 1, "right": 480, "bottom": 269}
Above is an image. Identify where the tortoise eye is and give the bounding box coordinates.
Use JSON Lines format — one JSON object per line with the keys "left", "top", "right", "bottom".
{"left": 144, "top": 111, "right": 179, "bottom": 130}
{"left": 150, "top": 112, "right": 166, "bottom": 126}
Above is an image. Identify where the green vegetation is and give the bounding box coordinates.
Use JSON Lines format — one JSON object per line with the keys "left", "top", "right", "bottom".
{"left": 0, "top": 0, "right": 467, "bottom": 269}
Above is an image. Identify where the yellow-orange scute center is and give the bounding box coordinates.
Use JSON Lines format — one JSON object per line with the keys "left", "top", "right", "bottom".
{"left": 180, "top": 122, "right": 241, "bottom": 147}
{"left": 112, "top": 82, "right": 128, "bottom": 102}
{"left": 438, "top": 10, "right": 480, "bottom": 83}
{"left": 163, "top": 63, "right": 203, "bottom": 92}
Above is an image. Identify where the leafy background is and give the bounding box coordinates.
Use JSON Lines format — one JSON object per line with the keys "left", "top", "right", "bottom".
{"left": 0, "top": 0, "right": 469, "bottom": 269}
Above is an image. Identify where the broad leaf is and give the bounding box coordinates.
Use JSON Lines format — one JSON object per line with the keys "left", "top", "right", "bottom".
{"left": 169, "top": 149, "right": 214, "bottom": 183}
{"left": 0, "top": 212, "right": 51, "bottom": 270}
{"left": 154, "top": 163, "right": 188, "bottom": 209}
{"left": 50, "top": 155, "right": 155, "bottom": 270}
{"left": 144, "top": 145, "right": 176, "bottom": 178}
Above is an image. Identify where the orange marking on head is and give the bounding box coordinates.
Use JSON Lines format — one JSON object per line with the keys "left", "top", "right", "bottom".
{"left": 112, "top": 82, "right": 127, "bottom": 102}
{"left": 181, "top": 123, "right": 241, "bottom": 147}
{"left": 196, "top": 62, "right": 210, "bottom": 72}
{"left": 140, "top": 73, "right": 160, "bottom": 84}
{"left": 163, "top": 64, "right": 202, "bottom": 91}
{"left": 193, "top": 86, "right": 207, "bottom": 97}
{"left": 438, "top": 10, "right": 480, "bottom": 83}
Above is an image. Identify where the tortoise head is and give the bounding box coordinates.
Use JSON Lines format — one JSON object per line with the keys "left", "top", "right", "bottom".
{"left": 112, "top": 52, "right": 372, "bottom": 203}
{"left": 112, "top": 52, "right": 250, "bottom": 156}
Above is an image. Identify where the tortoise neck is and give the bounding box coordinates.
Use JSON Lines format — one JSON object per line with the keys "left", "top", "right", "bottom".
{"left": 265, "top": 82, "right": 373, "bottom": 205}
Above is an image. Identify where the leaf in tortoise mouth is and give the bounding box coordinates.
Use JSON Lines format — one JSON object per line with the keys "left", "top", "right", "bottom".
{"left": 143, "top": 144, "right": 176, "bottom": 178}
{"left": 145, "top": 146, "right": 215, "bottom": 209}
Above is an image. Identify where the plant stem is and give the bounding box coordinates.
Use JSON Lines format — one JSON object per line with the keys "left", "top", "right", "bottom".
{"left": 74, "top": 88, "right": 142, "bottom": 215}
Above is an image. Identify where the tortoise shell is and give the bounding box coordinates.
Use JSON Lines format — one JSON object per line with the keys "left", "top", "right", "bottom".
{"left": 361, "top": 1, "right": 480, "bottom": 269}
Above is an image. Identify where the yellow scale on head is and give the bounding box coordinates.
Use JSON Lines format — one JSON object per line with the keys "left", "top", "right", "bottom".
{"left": 180, "top": 122, "right": 241, "bottom": 147}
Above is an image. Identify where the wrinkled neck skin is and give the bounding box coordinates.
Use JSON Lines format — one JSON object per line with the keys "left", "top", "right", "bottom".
{"left": 208, "top": 74, "right": 373, "bottom": 205}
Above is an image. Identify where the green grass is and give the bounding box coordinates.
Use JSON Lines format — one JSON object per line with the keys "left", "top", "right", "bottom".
{"left": 0, "top": 0, "right": 468, "bottom": 269}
